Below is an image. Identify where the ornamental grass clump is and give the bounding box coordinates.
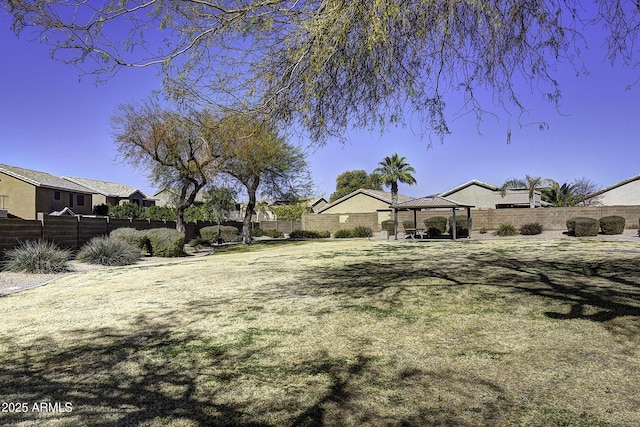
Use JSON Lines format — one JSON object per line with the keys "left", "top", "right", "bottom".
{"left": 495, "top": 223, "right": 518, "bottom": 236}
{"left": 352, "top": 226, "right": 373, "bottom": 238}
{"left": 145, "top": 228, "right": 185, "bottom": 257}
{"left": 599, "top": 216, "right": 625, "bottom": 235}
{"left": 76, "top": 236, "right": 141, "bottom": 266}
{"left": 2, "top": 240, "right": 71, "bottom": 273}
{"left": 424, "top": 216, "right": 447, "bottom": 236}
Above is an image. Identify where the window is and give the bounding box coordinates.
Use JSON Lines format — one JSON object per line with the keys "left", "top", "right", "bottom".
{"left": 77, "top": 195, "right": 85, "bottom": 206}
{"left": 54, "top": 191, "right": 61, "bottom": 201}
{"left": 69, "top": 193, "right": 74, "bottom": 208}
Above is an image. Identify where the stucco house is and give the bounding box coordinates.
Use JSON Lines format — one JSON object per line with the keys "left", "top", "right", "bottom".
{"left": 317, "top": 189, "right": 412, "bottom": 214}
{"left": 153, "top": 188, "right": 207, "bottom": 207}
{"left": 0, "top": 164, "right": 94, "bottom": 219}
{"left": 586, "top": 174, "right": 640, "bottom": 205}
{"left": 439, "top": 180, "right": 542, "bottom": 209}
{"left": 63, "top": 176, "right": 155, "bottom": 208}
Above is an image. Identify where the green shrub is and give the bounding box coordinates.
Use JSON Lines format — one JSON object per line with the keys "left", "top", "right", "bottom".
{"left": 92, "top": 203, "right": 109, "bottom": 216}
{"left": 495, "top": 223, "right": 518, "bottom": 236}
{"left": 566, "top": 217, "right": 593, "bottom": 235}
{"left": 200, "top": 225, "right": 239, "bottom": 243}
{"left": 449, "top": 216, "right": 471, "bottom": 237}
{"left": 574, "top": 218, "right": 599, "bottom": 237}
{"left": 334, "top": 228, "right": 355, "bottom": 238}
{"left": 599, "top": 216, "right": 625, "bottom": 235}
{"left": 424, "top": 216, "right": 447, "bottom": 236}
{"left": 381, "top": 220, "right": 395, "bottom": 234}
{"left": 110, "top": 227, "right": 150, "bottom": 251}
{"left": 252, "top": 228, "right": 285, "bottom": 238}
{"left": 352, "top": 226, "right": 373, "bottom": 238}
{"left": 290, "top": 230, "right": 331, "bottom": 239}
{"left": 2, "top": 240, "right": 71, "bottom": 273}
{"left": 76, "top": 236, "right": 140, "bottom": 266}
{"left": 145, "top": 228, "right": 185, "bottom": 257}
{"left": 520, "top": 222, "right": 543, "bottom": 235}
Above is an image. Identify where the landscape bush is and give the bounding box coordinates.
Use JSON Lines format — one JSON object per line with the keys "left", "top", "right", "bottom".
{"left": 110, "top": 228, "right": 150, "bottom": 252}
{"left": 599, "top": 216, "right": 625, "bottom": 235}
{"left": 381, "top": 220, "right": 395, "bottom": 235}
{"left": 334, "top": 228, "right": 355, "bottom": 238}
{"left": 252, "top": 228, "right": 285, "bottom": 238}
{"left": 424, "top": 216, "right": 448, "bottom": 236}
{"left": 290, "top": 230, "right": 331, "bottom": 239}
{"left": 2, "top": 240, "right": 71, "bottom": 273}
{"left": 574, "top": 218, "right": 600, "bottom": 237}
{"left": 76, "top": 236, "right": 141, "bottom": 266}
{"left": 566, "top": 217, "right": 593, "bottom": 235}
{"left": 145, "top": 228, "right": 185, "bottom": 257}
{"left": 200, "top": 225, "right": 239, "bottom": 243}
{"left": 92, "top": 203, "right": 110, "bottom": 216}
{"left": 520, "top": 222, "right": 543, "bottom": 235}
{"left": 448, "top": 216, "right": 471, "bottom": 237}
{"left": 353, "top": 226, "right": 373, "bottom": 238}
{"left": 495, "top": 223, "right": 518, "bottom": 236}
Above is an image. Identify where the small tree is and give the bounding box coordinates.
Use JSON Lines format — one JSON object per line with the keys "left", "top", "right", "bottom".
{"left": 112, "top": 100, "right": 220, "bottom": 233}
{"left": 329, "top": 170, "right": 382, "bottom": 202}
{"left": 218, "top": 115, "right": 313, "bottom": 244}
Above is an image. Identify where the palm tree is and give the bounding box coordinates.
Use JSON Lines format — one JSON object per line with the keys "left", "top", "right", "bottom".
{"left": 500, "top": 175, "right": 555, "bottom": 208}
{"left": 373, "top": 153, "right": 417, "bottom": 238}
{"left": 542, "top": 181, "right": 577, "bottom": 207}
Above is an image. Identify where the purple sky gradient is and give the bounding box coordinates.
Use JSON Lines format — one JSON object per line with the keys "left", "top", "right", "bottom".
{"left": 1, "top": 12, "right": 638, "bottom": 201}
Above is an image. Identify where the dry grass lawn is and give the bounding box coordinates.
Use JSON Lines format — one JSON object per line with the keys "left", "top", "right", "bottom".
{"left": 0, "top": 238, "right": 639, "bottom": 426}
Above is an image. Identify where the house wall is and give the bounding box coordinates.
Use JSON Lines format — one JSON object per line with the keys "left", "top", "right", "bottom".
{"left": 598, "top": 180, "right": 640, "bottom": 205}
{"left": 35, "top": 187, "right": 93, "bottom": 216}
{"left": 445, "top": 186, "right": 539, "bottom": 208}
{"left": 0, "top": 173, "right": 36, "bottom": 219}
{"left": 320, "top": 194, "right": 391, "bottom": 214}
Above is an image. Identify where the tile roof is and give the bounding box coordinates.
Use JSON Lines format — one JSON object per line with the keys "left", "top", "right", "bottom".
{"left": 63, "top": 176, "right": 147, "bottom": 198}
{"left": 316, "top": 188, "right": 412, "bottom": 213}
{"left": 0, "top": 164, "right": 93, "bottom": 193}
{"left": 392, "top": 196, "right": 475, "bottom": 209}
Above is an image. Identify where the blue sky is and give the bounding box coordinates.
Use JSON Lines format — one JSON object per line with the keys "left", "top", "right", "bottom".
{"left": 1, "top": 11, "right": 638, "bottom": 201}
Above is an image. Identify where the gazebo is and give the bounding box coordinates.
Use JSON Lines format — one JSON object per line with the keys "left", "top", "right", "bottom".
{"left": 390, "top": 196, "right": 475, "bottom": 240}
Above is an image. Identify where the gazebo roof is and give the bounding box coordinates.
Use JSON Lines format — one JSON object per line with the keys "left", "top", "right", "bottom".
{"left": 391, "top": 195, "right": 475, "bottom": 209}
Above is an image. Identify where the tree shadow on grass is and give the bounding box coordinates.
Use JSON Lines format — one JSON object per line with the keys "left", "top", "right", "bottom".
{"left": 294, "top": 251, "right": 640, "bottom": 324}
{"left": 0, "top": 315, "right": 270, "bottom": 426}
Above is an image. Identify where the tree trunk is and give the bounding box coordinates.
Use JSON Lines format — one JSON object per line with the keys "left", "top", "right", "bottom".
{"left": 242, "top": 185, "right": 258, "bottom": 244}
{"left": 392, "top": 181, "right": 399, "bottom": 239}
{"left": 176, "top": 205, "right": 187, "bottom": 234}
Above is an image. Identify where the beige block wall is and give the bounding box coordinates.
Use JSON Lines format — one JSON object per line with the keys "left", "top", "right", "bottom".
{"left": 304, "top": 206, "right": 640, "bottom": 235}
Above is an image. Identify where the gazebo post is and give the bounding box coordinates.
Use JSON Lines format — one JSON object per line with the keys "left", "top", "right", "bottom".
{"left": 413, "top": 210, "right": 417, "bottom": 228}
{"left": 393, "top": 207, "right": 398, "bottom": 240}
{"left": 452, "top": 208, "right": 457, "bottom": 240}
{"left": 467, "top": 207, "right": 472, "bottom": 239}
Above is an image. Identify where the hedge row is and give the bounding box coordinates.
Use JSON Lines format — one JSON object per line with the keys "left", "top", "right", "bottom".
{"left": 566, "top": 216, "right": 627, "bottom": 236}
{"left": 110, "top": 227, "right": 185, "bottom": 257}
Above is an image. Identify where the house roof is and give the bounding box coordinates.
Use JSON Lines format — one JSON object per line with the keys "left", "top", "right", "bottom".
{"left": 0, "top": 164, "right": 93, "bottom": 193}
{"left": 439, "top": 179, "right": 499, "bottom": 196}
{"left": 586, "top": 174, "right": 640, "bottom": 198}
{"left": 316, "top": 188, "right": 412, "bottom": 213}
{"left": 391, "top": 195, "right": 475, "bottom": 209}
{"left": 63, "top": 176, "right": 148, "bottom": 198}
